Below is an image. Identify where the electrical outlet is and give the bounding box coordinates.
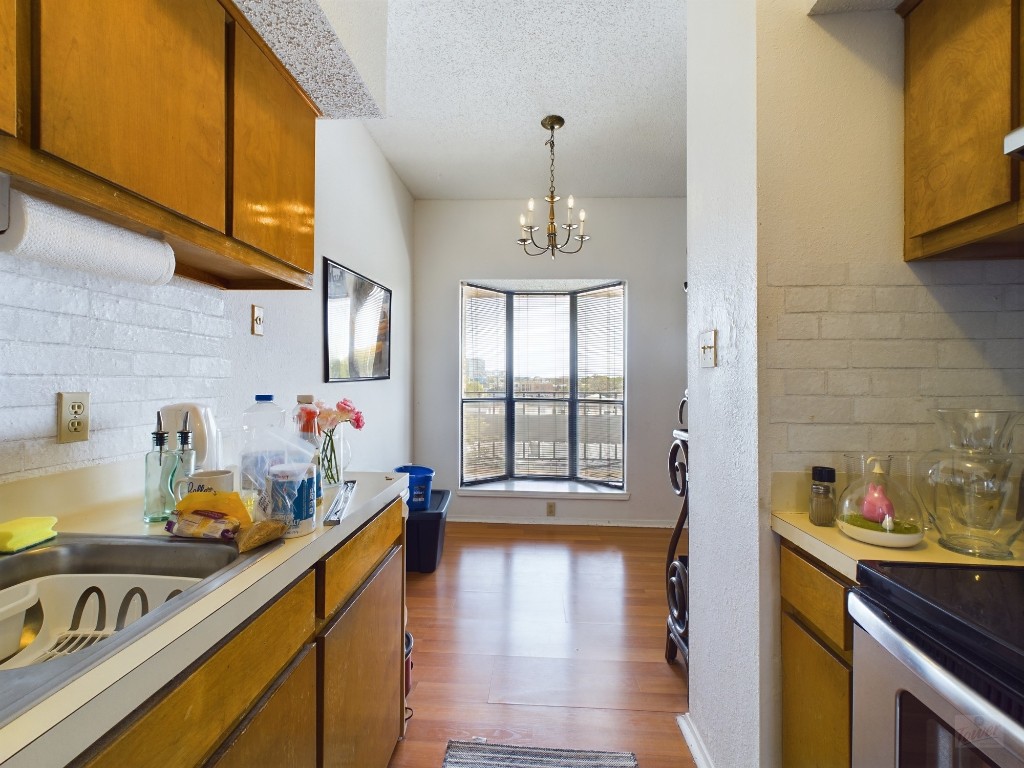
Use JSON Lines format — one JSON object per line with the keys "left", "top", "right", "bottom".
{"left": 251, "top": 304, "right": 264, "bottom": 336}
{"left": 57, "top": 392, "right": 90, "bottom": 443}
{"left": 546, "top": 501, "right": 556, "bottom": 517}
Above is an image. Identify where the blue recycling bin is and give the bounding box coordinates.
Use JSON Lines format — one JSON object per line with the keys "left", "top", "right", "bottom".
{"left": 395, "top": 464, "right": 434, "bottom": 511}
{"left": 406, "top": 489, "right": 450, "bottom": 573}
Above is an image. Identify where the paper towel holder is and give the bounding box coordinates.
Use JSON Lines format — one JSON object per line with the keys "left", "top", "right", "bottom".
{"left": 0, "top": 173, "right": 9, "bottom": 235}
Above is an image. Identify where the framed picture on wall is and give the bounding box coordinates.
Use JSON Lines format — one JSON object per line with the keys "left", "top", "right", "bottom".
{"left": 323, "top": 258, "right": 392, "bottom": 382}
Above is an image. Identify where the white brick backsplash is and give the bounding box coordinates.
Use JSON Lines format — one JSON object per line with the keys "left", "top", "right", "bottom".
{"left": 848, "top": 261, "right": 921, "bottom": 287}
{"left": 788, "top": 424, "right": 870, "bottom": 452}
{"left": 851, "top": 340, "right": 936, "bottom": 368}
{"left": 0, "top": 306, "right": 74, "bottom": 343}
{"left": 869, "top": 370, "right": 922, "bottom": 396}
{"left": 919, "top": 368, "right": 1014, "bottom": 397}
{"left": 783, "top": 370, "right": 827, "bottom": 395}
{"left": 829, "top": 287, "right": 874, "bottom": 312}
{"left": 190, "top": 357, "right": 232, "bottom": 379}
{"left": 903, "top": 312, "right": 997, "bottom": 340}
{"left": 985, "top": 340, "right": 1024, "bottom": 368}
{"left": 853, "top": 397, "right": 930, "bottom": 424}
{"left": 981, "top": 262, "right": 1024, "bottom": 285}
{"left": 914, "top": 261, "right": 991, "bottom": 287}
{"left": 766, "top": 340, "right": 852, "bottom": 369}
{"left": 995, "top": 313, "right": 1024, "bottom": 338}
{"left": 928, "top": 285, "right": 1003, "bottom": 312}
{"left": 776, "top": 314, "right": 819, "bottom": 339}
{"left": 0, "top": 406, "right": 54, "bottom": 440}
{"left": 771, "top": 395, "right": 853, "bottom": 423}
{"left": 0, "top": 342, "right": 135, "bottom": 375}
{"left": 821, "top": 313, "right": 902, "bottom": 340}
{"left": 937, "top": 340, "right": 990, "bottom": 369}
{"left": 1005, "top": 285, "right": 1024, "bottom": 311}
{"left": 785, "top": 287, "right": 830, "bottom": 313}
{"left": 873, "top": 286, "right": 921, "bottom": 312}
{"left": 0, "top": 273, "right": 90, "bottom": 315}
{"left": 191, "top": 313, "right": 233, "bottom": 339}
{"left": 827, "top": 370, "right": 871, "bottom": 395}
{"left": 867, "top": 424, "right": 923, "bottom": 452}
{"left": 90, "top": 293, "right": 194, "bottom": 332}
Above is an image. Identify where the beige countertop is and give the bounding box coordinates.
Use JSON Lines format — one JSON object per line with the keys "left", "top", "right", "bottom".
{"left": 0, "top": 471, "right": 407, "bottom": 768}
{"left": 772, "top": 510, "right": 1024, "bottom": 582}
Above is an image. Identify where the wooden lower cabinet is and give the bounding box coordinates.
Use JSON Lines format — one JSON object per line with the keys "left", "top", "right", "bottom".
{"left": 780, "top": 543, "right": 853, "bottom": 768}
{"left": 0, "top": 0, "right": 16, "bottom": 137}
{"left": 319, "top": 547, "right": 404, "bottom": 768}
{"left": 781, "top": 611, "right": 851, "bottom": 768}
{"left": 73, "top": 498, "right": 406, "bottom": 768}
{"left": 206, "top": 644, "right": 318, "bottom": 768}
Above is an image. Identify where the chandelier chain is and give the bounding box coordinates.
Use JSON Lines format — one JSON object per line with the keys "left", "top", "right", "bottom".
{"left": 547, "top": 129, "right": 556, "bottom": 199}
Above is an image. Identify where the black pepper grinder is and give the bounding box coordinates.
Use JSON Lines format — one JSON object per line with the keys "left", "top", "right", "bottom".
{"left": 809, "top": 466, "right": 837, "bottom": 526}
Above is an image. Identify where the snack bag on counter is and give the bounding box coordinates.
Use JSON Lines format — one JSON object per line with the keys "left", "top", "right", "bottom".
{"left": 169, "top": 490, "right": 289, "bottom": 551}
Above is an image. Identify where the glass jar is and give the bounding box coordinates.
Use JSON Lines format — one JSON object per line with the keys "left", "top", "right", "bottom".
{"left": 915, "top": 409, "right": 1024, "bottom": 560}
{"left": 809, "top": 466, "right": 837, "bottom": 526}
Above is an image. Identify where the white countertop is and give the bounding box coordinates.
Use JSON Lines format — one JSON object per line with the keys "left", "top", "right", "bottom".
{"left": 772, "top": 510, "right": 1024, "bottom": 582}
{"left": 0, "top": 472, "right": 407, "bottom": 768}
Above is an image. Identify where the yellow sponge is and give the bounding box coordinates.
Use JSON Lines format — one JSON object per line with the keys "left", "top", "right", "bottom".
{"left": 0, "top": 516, "right": 58, "bottom": 554}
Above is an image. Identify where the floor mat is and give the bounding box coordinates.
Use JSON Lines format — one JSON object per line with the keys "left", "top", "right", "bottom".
{"left": 442, "top": 740, "right": 639, "bottom": 767}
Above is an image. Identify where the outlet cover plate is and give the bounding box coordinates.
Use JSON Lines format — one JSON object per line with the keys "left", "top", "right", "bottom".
{"left": 57, "top": 391, "right": 90, "bottom": 443}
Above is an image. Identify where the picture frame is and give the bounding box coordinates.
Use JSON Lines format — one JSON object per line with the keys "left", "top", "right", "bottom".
{"left": 323, "top": 258, "right": 392, "bottom": 382}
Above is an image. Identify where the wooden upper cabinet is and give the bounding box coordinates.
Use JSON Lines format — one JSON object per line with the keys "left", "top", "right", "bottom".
{"left": 902, "top": 0, "right": 1024, "bottom": 259}
{"left": 0, "top": 0, "right": 16, "bottom": 137}
{"left": 36, "top": 0, "right": 227, "bottom": 231}
{"left": 232, "top": 26, "right": 315, "bottom": 273}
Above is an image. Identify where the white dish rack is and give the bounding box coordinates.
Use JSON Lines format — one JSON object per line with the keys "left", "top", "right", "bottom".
{"left": 0, "top": 573, "right": 199, "bottom": 669}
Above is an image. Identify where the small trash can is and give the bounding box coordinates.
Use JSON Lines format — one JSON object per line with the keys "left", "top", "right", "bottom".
{"left": 395, "top": 465, "right": 434, "bottom": 511}
{"left": 406, "top": 489, "right": 450, "bottom": 573}
{"left": 404, "top": 631, "right": 414, "bottom": 695}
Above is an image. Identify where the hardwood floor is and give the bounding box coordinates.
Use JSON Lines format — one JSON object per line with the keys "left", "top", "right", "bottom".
{"left": 389, "top": 522, "right": 694, "bottom": 768}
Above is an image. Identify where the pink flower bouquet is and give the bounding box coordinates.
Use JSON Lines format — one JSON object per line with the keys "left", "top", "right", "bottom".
{"left": 316, "top": 399, "right": 365, "bottom": 485}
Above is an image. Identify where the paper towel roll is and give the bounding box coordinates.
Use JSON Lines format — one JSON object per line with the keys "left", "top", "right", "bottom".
{"left": 0, "top": 190, "right": 175, "bottom": 285}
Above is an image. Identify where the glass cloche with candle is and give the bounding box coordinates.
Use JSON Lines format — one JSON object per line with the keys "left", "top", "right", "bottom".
{"left": 835, "top": 454, "right": 925, "bottom": 548}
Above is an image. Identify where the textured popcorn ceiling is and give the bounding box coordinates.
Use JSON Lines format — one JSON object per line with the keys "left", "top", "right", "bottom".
{"left": 353, "top": 0, "right": 687, "bottom": 200}
{"left": 234, "top": 0, "right": 382, "bottom": 119}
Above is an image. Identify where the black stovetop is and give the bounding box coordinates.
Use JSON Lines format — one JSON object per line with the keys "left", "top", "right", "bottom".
{"left": 855, "top": 561, "right": 1024, "bottom": 724}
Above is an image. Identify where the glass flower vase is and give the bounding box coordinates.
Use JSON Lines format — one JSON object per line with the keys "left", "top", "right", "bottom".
{"left": 915, "top": 409, "right": 1024, "bottom": 560}
{"left": 320, "top": 426, "right": 343, "bottom": 487}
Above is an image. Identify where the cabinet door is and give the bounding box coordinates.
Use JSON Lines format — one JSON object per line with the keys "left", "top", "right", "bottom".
{"left": 905, "top": 0, "right": 1014, "bottom": 239}
{"left": 232, "top": 26, "right": 315, "bottom": 273}
{"left": 0, "top": 0, "right": 15, "bottom": 137}
{"left": 781, "top": 611, "right": 851, "bottom": 768}
{"left": 37, "top": 0, "right": 227, "bottom": 231}
{"left": 319, "top": 547, "right": 403, "bottom": 768}
{"left": 206, "top": 645, "right": 317, "bottom": 768}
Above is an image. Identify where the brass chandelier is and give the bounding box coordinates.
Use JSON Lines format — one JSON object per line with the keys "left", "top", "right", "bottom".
{"left": 517, "top": 115, "right": 589, "bottom": 259}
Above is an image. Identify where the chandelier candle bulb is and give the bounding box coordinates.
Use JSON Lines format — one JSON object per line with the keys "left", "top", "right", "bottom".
{"left": 527, "top": 198, "right": 535, "bottom": 226}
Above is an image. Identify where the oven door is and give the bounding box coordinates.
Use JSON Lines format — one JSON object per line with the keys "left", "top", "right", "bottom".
{"left": 849, "top": 593, "right": 1024, "bottom": 768}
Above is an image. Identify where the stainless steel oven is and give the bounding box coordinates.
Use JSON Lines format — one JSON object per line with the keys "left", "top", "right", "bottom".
{"left": 849, "top": 563, "right": 1024, "bottom": 768}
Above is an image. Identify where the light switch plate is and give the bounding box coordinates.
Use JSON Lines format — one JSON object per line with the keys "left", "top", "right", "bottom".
{"left": 699, "top": 330, "right": 717, "bottom": 368}
{"left": 251, "top": 305, "right": 264, "bottom": 336}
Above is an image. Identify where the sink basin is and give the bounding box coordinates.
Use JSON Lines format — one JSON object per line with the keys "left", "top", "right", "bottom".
{"left": 0, "top": 533, "right": 279, "bottom": 728}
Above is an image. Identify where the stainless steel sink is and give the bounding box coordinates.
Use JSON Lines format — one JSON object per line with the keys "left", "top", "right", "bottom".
{"left": 0, "top": 533, "right": 279, "bottom": 728}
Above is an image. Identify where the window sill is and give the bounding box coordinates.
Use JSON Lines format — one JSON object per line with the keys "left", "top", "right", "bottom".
{"left": 458, "top": 479, "right": 630, "bottom": 500}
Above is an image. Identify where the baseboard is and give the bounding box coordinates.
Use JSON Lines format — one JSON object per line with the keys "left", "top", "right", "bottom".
{"left": 677, "top": 714, "right": 714, "bottom": 768}
{"left": 447, "top": 514, "right": 672, "bottom": 528}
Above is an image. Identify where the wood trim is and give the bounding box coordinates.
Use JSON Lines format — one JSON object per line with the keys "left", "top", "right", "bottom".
{"left": 317, "top": 499, "right": 403, "bottom": 622}
{"left": 0, "top": 0, "right": 16, "bottom": 137}
{"left": 780, "top": 543, "right": 852, "bottom": 656}
{"left": 79, "top": 572, "right": 316, "bottom": 768}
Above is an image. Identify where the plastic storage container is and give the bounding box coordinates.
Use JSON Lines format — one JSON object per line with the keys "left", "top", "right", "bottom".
{"left": 239, "top": 395, "right": 287, "bottom": 512}
{"left": 406, "top": 489, "right": 450, "bottom": 573}
{"left": 395, "top": 465, "right": 435, "bottom": 512}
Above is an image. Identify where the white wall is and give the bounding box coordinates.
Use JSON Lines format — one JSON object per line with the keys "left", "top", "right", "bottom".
{"left": 686, "top": 2, "right": 1024, "bottom": 767}
{"left": 412, "top": 198, "right": 686, "bottom": 526}
{"left": 0, "top": 120, "right": 413, "bottom": 485}
{"left": 685, "top": 0, "right": 764, "bottom": 765}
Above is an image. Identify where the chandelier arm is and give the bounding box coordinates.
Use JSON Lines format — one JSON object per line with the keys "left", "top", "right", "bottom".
{"left": 557, "top": 237, "right": 587, "bottom": 255}
{"left": 521, "top": 242, "right": 549, "bottom": 257}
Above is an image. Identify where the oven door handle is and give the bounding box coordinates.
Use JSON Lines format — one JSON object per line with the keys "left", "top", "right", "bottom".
{"left": 849, "top": 592, "right": 1024, "bottom": 760}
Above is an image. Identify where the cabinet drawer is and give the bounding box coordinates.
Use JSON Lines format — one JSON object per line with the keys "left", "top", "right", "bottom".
{"left": 82, "top": 571, "right": 315, "bottom": 768}
{"left": 780, "top": 544, "right": 851, "bottom": 653}
{"left": 318, "top": 499, "right": 403, "bottom": 621}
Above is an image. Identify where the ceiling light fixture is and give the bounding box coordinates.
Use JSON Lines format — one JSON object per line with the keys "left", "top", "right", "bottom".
{"left": 517, "top": 115, "right": 589, "bottom": 260}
